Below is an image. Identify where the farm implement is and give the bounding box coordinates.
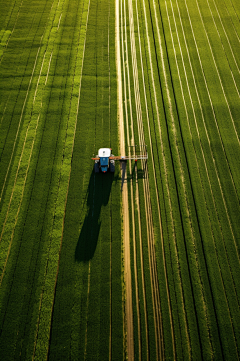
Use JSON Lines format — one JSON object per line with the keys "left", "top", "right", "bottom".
{"left": 92, "top": 146, "right": 148, "bottom": 173}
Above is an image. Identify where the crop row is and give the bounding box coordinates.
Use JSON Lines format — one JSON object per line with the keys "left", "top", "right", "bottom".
{"left": 0, "top": 0, "right": 54, "bottom": 200}
{"left": 48, "top": 0, "right": 124, "bottom": 360}
{"left": 120, "top": 0, "right": 240, "bottom": 359}
{"left": 0, "top": 0, "right": 91, "bottom": 358}
{"left": 161, "top": 0, "right": 240, "bottom": 357}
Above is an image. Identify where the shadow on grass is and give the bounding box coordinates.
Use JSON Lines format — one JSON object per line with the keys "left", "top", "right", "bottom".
{"left": 75, "top": 161, "right": 146, "bottom": 262}
{"left": 75, "top": 169, "right": 114, "bottom": 262}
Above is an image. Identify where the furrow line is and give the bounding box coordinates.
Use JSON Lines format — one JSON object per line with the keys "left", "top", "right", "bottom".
{"left": 193, "top": 0, "right": 240, "bottom": 148}
{"left": 128, "top": 0, "right": 164, "bottom": 358}
{"left": 169, "top": 1, "right": 240, "bottom": 356}
{"left": 135, "top": 0, "right": 176, "bottom": 358}
{"left": 182, "top": 0, "right": 240, "bottom": 262}
{"left": 228, "top": 0, "right": 240, "bottom": 24}
{"left": 165, "top": 0, "right": 223, "bottom": 356}
{"left": 222, "top": 0, "right": 240, "bottom": 43}
{"left": 123, "top": 0, "right": 143, "bottom": 357}
{"left": 116, "top": 0, "right": 134, "bottom": 358}
{"left": 142, "top": 0, "right": 191, "bottom": 357}
{"left": 34, "top": 1, "right": 91, "bottom": 357}
{"left": 0, "top": 0, "right": 66, "bottom": 204}
{"left": 0, "top": 46, "right": 41, "bottom": 204}
{"left": 0, "top": 0, "right": 24, "bottom": 66}
{"left": 206, "top": 0, "right": 240, "bottom": 97}
{"left": 168, "top": 0, "right": 240, "bottom": 310}
{"left": 0, "top": 106, "right": 41, "bottom": 286}
{"left": 108, "top": 0, "right": 112, "bottom": 358}
{"left": 0, "top": 0, "right": 67, "bottom": 281}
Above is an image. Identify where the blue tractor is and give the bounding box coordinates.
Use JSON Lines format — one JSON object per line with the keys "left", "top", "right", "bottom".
{"left": 92, "top": 146, "right": 148, "bottom": 173}
{"left": 92, "top": 148, "right": 115, "bottom": 173}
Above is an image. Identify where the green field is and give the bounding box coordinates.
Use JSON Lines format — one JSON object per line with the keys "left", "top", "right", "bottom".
{"left": 1, "top": 0, "right": 240, "bottom": 360}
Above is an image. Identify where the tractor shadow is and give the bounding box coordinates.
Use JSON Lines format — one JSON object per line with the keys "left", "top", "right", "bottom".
{"left": 75, "top": 161, "right": 146, "bottom": 262}
{"left": 75, "top": 170, "right": 115, "bottom": 262}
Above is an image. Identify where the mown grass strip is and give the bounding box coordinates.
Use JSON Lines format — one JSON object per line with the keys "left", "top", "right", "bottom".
{"left": 49, "top": 0, "right": 123, "bottom": 360}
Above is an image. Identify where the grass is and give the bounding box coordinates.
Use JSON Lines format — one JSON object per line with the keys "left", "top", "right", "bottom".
{"left": 120, "top": 0, "right": 240, "bottom": 359}
{"left": 0, "top": 0, "right": 123, "bottom": 359}
{"left": 1, "top": 0, "right": 240, "bottom": 359}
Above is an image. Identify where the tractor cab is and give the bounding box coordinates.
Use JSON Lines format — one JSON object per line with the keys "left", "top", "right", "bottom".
{"left": 93, "top": 148, "right": 115, "bottom": 173}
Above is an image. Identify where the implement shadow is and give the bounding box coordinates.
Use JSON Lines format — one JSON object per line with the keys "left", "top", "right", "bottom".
{"left": 75, "top": 169, "right": 115, "bottom": 262}
{"left": 120, "top": 160, "right": 146, "bottom": 189}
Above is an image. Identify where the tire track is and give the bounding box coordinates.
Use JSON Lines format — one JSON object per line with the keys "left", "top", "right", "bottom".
{"left": 127, "top": 0, "right": 165, "bottom": 359}
{"left": 135, "top": 0, "right": 177, "bottom": 358}
{"left": 141, "top": 0, "right": 192, "bottom": 357}
{"left": 116, "top": 0, "right": 134, "bottom": 358}
{"left": 108, "top": 1, "right": 112, "bottom": 359}
{"left": 121, "top": 0, "right": 143, "bottom": 357}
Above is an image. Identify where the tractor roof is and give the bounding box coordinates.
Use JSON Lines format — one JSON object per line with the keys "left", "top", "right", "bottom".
{"left": 98, "top": 148, "right": 111, "bottom": 157}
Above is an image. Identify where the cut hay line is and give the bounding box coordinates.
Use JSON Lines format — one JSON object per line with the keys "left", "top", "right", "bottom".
{"left": 45, "top": 52, "right": 53, "bottom": 86}
{"left": 0, "top": 0, "right": 67, "bottom": 282}
{"left": 0, "top": 46, "right": 40, "bottom": 204}
{"left": 0, "top": 0, "right": 66, "bottom": 205}
{"left": 0, "top": 113, "right": 41, "bottom": 286}
{"left": 0, "top": 0, "right": 24, "bottom": 66}
{"left": 141, "top": 0, "right": 191, "bottom": 357}
{"left": 0, "top": 97, "right": 10, "bottom": 126}
{"left": 33, "top": 1, "right": 91, "bottom": 357}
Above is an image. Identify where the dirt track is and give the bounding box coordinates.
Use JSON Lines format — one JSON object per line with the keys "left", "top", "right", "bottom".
{"left": 116, "top": 0, "right": 134, "bottom": 359}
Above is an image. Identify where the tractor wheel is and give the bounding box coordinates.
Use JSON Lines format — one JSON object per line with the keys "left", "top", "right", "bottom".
{"left": 94, "top": 162, "right": 99, "bottom": 173}
{"left": 110, "top": 162, "right": 115, "bottom": 173}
